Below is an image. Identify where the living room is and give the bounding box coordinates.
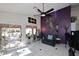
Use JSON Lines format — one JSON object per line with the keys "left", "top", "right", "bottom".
{"left": 0, "top": 3, "right": 79, "bottom": 56}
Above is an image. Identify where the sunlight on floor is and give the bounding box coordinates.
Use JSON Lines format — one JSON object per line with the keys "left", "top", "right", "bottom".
{"left": 16, "top": 48, "right": 32, "bottom": 56}
{"left": 3, "top": 48, "right": 32, "bottom": 56}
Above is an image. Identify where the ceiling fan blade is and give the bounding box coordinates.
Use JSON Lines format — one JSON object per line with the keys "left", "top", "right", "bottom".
{"left": 33, "top": 7, "right": 42, "bottom": 13}
{"left": 37, "top": 9, "right": 42, "bottom": 13}
{"left": 45, "top": 8, "right": 54, "bottom": 14}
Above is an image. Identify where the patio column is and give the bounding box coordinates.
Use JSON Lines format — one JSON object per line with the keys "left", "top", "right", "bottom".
{"left": 21, "top": 25, "right": 27, "bottom": 44}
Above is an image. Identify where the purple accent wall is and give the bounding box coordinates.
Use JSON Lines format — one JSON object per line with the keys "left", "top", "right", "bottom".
{"left": 41, "top": 6, "right": 71, "bottom": 43}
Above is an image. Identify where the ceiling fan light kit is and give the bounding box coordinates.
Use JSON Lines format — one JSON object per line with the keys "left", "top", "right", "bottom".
{"left": 41, "top": 13, "right": 45, "bottom": 17}
{"left": 33, "top": 3, "right": 54, "bottom": 17}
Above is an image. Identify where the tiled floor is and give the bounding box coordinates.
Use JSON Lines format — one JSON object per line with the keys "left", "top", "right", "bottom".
{"left": 2, "top": 40, "right": 79, "bottom": 56}
{"left": 27, "top": 41, "right": 69, "bottom": 56}
{"left": 27, "top": 41, "right": 79, "bottom": 56}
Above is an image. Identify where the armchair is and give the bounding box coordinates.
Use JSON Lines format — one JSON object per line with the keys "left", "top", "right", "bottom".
{"left": 42, "top": 34, "right": 56, "bottom": 47}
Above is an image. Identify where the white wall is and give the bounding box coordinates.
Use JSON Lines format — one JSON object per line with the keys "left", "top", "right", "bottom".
{"left": 71, "top": 5, "right": 79, "bottom": 31}
{"left": 0, "top": 11, "right": 41, "bottom": 42}
{"left": 34, "top": 15, "right": 41, "bottom": 30}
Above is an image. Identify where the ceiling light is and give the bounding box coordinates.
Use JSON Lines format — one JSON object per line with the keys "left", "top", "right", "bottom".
{"left": 41, "top": 14, "right": 45, "bottom": 17}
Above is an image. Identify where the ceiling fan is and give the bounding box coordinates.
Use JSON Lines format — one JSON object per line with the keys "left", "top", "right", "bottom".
{"left": 33, "top": 3, "right": 54, "bottom": 17}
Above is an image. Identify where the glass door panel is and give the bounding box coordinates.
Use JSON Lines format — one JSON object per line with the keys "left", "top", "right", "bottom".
{"left": 33, "top": 28, "right": 36, "bottom": 35}
{"left": 26, "top": 28, "right": 32, "bottom": 36}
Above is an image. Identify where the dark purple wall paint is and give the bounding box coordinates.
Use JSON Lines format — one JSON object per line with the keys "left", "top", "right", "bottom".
{"left": 41, "top": 6, "right": 71, "bottom": 43}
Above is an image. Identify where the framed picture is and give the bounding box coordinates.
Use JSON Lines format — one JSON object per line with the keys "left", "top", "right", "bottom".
{"left": 71, "top": 16, "right": 77, "bottom": 23}
{"left": 28, "top": 17, "right": 36, "bottom": 24}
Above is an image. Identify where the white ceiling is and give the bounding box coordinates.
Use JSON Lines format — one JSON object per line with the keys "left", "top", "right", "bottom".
{"left": 0, "top": 3, "right": 75, "bottom": 16}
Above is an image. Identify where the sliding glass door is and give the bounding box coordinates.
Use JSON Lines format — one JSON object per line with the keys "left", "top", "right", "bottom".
{"left": 26, "top": 26, "right": 37, "bottom": 36}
